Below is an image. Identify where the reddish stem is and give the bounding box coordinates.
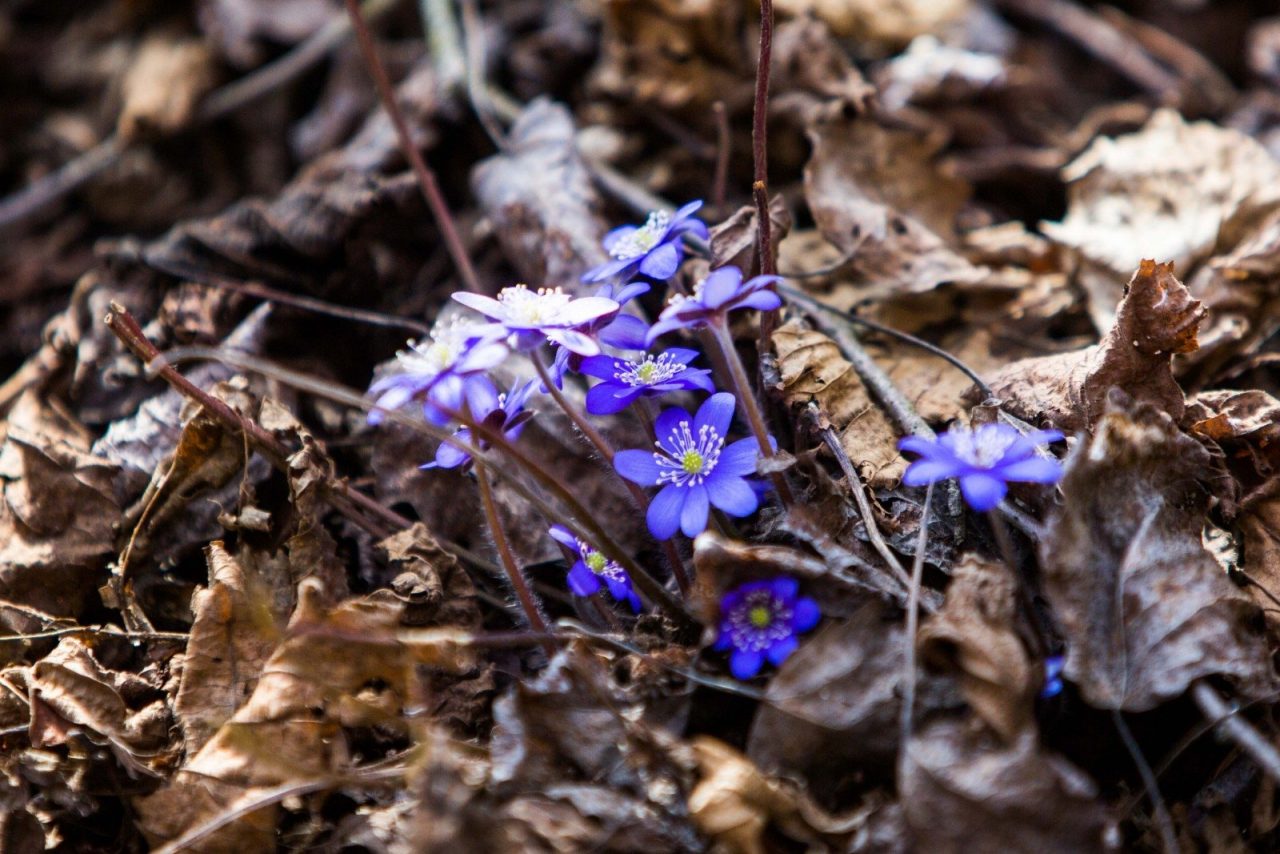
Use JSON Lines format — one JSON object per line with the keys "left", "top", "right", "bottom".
{"left": 476, "top": 462, "right": 555, "bottom": 653}
{"left": 751, "top": 0, "right": 775, "bottom": 278}
{"left": 342, "top": 0, "right": 482, "bottom": 294}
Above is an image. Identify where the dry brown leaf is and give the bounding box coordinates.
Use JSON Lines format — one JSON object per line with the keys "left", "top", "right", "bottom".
{"left": 901, "top": 717, "right": 1110, "bottom": 852}
{"left": 1192, "top": 206, "right": 1280, "bottom": 373}
{"left": 1040, "top": 396, "right": 1276, "bottom": 711}
{"left": 175, "top": 542, "right": 285, "bottom": 756}
{"left": 773, "top": 319, "right": 905, "bottom": 485}
{"left": 708, "top": 197, "right": 791, "bottom": 274}
{"left": 117, "top": 35, "right": 217, "bottom": 141}
{"left": 804, "top": 113, "right": 984, "bottom": 299}
{"left": 776, "top": 0, "right": 969, "bottom": 47}
{"left": 472, "top": 98, "right": 611, "bottom": 287}
{"left": 875, "top": 34, "right": 1008, "bottom": 112}
{"left": 0, "top": 391, "right": 119, "bottom": 617}
{"left": 689, "top": 737, "right": 804, "bottom": 854}
{"left": 771, "top": 16, "right": 875, "bottom": 124}
{"left": 918, "top": 555, "right": 1035, "bottom": 743}
{"left": 981, "top": 260, "right": 1204, "bottom": 432}
{"left": 1044, "top": 109, "right": 1280, "bottom": 330}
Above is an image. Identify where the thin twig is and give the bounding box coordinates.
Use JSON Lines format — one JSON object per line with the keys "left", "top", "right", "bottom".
{"left": 475, "top": 462, "right": 554, "bottom": 652}
{"left": 156, "top": 344, "right": 697, "bottom": 627}
{"left": 104, "top": 304, "right": 408, "bottom": 539}
{"left": 1192, "top": 681, "right": 1280, "bottom": 785}
{"left": 808, "top": 403, "right": 910, "bottom": 590}
{"left": 1112, "top": 708, "right": 1178, "bottom": 854}
{"left": 783, "top": 285, "right": 992, "bottom": 399}
{"left": 0, "top": 626, "right": 189, "bottom": 643}
{"left": 343, "top": 0, "right": 482, "bottom": 294}
{"left": 711, "top": 101, "right": 730, "bottom": 215}
{"left": 900, "top": 481, "right": 934, "bottom": 752}
{"left": 751, "top": 0, "right": 775, "bottom": 277}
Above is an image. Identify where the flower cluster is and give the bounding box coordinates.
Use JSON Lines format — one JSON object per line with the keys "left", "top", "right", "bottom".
{"left": 714, "top": 577, "right": 820, "bottom": 679}
{"left": 367, "top": 198, "right": 794, "bottom": 643}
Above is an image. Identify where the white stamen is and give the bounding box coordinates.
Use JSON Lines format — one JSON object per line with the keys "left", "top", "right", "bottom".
{"left": 614, "top": 353, "right": 687, "bottom": 388}
{"left": 395, "top": 316, "right": 476, "bottom": 379}
{"left": 727, "top": 589, "right": 794, "bottom": 651}
{"left": 497, "top": 285, "right": 573, "bottom": 325}
{"left": 610, "top": 210, "right": 671, "bottom": 260}
{"left": 951, "top": 425, "right": 1019, "bottom": 469}
{"left": 654, "top": 421, "right": 724, "bottom": 487}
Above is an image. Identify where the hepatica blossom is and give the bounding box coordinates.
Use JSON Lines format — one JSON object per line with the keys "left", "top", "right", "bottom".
{"left": 583, "top": 200, "right": 708, "bottom": 284}
{"left": 548, "top": 525, "right": 641, "bottom": 612}
{"left": 1041, "top": 654, "right": 1066, "bottom": 699}
{"left": 453, "top": 285, "right": 618, "bottom": 356}
{"left": 615, "top": 393, "right": 763, "bottom": 539}
{"left": 424, "top": 377, "right": 536, "bottom": 470}
{"left": 579, "top": 348, "right": 714, "bottom": 415}
{"left": 646, "top": 265, "right": 782, "bottom": 345}
{"left": 368, "top": 317, "right": 508, "bottom": 427}
{"left": 714, "top": 577, "right": 820, "bottom": 680}
{"left": 898, "top": 423, "right": 1063, "bottom": 511}
{"left": 547, "top": 281, "right": 651, "bottom": 389}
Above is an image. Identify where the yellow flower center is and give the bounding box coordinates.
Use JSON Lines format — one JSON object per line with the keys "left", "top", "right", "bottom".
{"left": 681, "top": 450, "right": 704, "bottom": 475}
{"left": 748, "top": 606, "right": 772, "bottom": 628}
{"left": 585, "top": 551, "right": 607, "bottom": 574}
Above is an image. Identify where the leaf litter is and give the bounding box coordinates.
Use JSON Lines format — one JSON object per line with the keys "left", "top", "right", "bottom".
{"left": 4, "top": 1, "right": 1280, "bottom": 851}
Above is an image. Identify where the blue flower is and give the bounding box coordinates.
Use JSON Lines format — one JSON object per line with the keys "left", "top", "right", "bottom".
{"left": 714, "top": 577, "right": 820, "bottom": 680}
{"left": 614, "top": 393, "right": 763, "bottom": 539}
{"left": 898, "top": 423, "right": 1064, "bottom": 511}
{"left": 548, "top": 525, "right": 642, "bottom": 612}
{"left": 423, "top": 377, "right": 536, "bottom": 470}
{"left": 546, "top": 281, "right": 652, "bottom": 390}
{"left": 579, "top": 348, "right": 715, "bottom": 415}
{"left": 368, "top": 317, "right": 509, "bottom": 427}
{"left": 1041, "top": 655, "right": 1065, "bottom": 699}
{"left": 583, "top": 201, "right": 709, "bottom": 284}
{"left": 452, "top": 285, "right": 619, "bottom": 356}
{"left": 645, "top": 265, "right": 782, "bottom": 345}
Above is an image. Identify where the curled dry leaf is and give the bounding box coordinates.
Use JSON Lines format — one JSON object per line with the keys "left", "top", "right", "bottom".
{"left": 117, "top": 35, "right": 217, "bottom": 142}
{"left": 773, "top": 318, "right": 905, "bottom": 486}
{"left": 770, "top": 16, "right": 875, "bottom": 125}
{"left": 901, "top": 717, "right": 1110, "bottom": 853}
{"left": 1039, "top": 396, "right": 1275, "bottom": 711}
{"left": 1043, "top": 109, "right": 1280, "bottom": 330}
{"left": 472, "top": 98, "right": 610, "bottom": 286}
{"left": 709, "top": 197, "right": 791, "bottom": 274}
{"left": 917, "top": 555, "right": 1035, "bottom": 743}
{"left": 804, "top": 112, "right": 984, "bottom": 299}
{"left": 981, "top": 260, "right": 1204, "bottom": 432}
{"left": 0, "top": 391, "right": 119, "bottom": 617}
{"left": 1194, "top": 206, "right": 1280, "bottom": 372}
{"left": 875, "top": 35, "right": 1008, "bottom": 112}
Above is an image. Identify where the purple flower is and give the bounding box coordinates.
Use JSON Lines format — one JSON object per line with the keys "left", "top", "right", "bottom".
{"left": 645, "top": 266, "right": 782, "bottom": 345}
{"left": 548, "top": 525, "right": 642, "bottom": 612}
{"left": 898, "top": 423, "right": 1064, "bottom": 512}
{"left": 423, "top": 377, "right": 536, "bottom": 470}
{"left": 614, "top": 393, "right": 763, "bottom": 539}
{"left": 453, "top": 285, "right": 619, "bottom": 356}
{"left": 368, "top": 317, "right": 509, "bottom": 427}
{"left": 547, "top": 281, "right": 652, "bottom": 390}
{"left": 1041, "top": 655, "right": 1065, "bottom": 699}
{"left": 714, "top": 577, "right": 820, "bottom": 680}
{"left": 579, "top": 348, "right": 715, "bottom": 415}
{"left": 583, "top": 201, "right": 709, "bottom": 284}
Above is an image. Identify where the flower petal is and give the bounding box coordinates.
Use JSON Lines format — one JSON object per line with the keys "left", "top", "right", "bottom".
{"left": 614, "top": 449, "right": 661, "bottom": 485}
{"left": 464, "top": 375, "right": 500, "bottom": 417}
{"left": 701, "top": 266, "right": 743, "bottom": 308}
{"left": 716, "top": 438, "right": 761, "bottom": 476}
{"left": 766, "top": 636, "right": 799, "bottom": 666}
{"left": 730, "top": 649, "right": 764, "bottom": 680}
{"left": 959, "top": 473, "right": 1007, "bottom": 511}
{"left": 612, "top": 282, "right": 651, "bottom": 304}
{"left": 644, "top": 315, "right": 690, "bottom": 346}
{"left": 548, "top": 525, "right": 577, "bottom": 549}
{"left": 639, "top": 241, "right": 681, "bottom": 280}
{"left": 451, "top": 292, "right": 505, "bottom": 318}
{"left": 599, "top": 314, "right": 649, "bottom": 350}
{"left": 733, "top": 289, "right": 783, "bottom": 312}
{"left": 996, "top": 456, "right": 1063, "bottom": 484}
{"left": 695, "top": 392, "right": 736, "bottom": 437}
{"left": 556, "top": 297, "right": 620, "bottom": 326}
{"left": 601, "top": 224, "right": 638, "bottom": 254}
{"left": 433, "top": 434, "right": 472, "bottom": 469}
{"left": 770, "top": 577, "right": 800, "bottom": 600}
{"left": 647, "top": 484, "right": 685, "bottom": 540}
{"left": 654, "top": 406, "right": 692, "bottom": 447}
{"left": 586, "top": 383, "right": 636, "bottom": 415}
{"left": 673, "top": 200, "right": 704, "bottom": 221}
{"left": 792, "top": 597, "right": 821, "bottom": 633}
{"left": 567, "top": 563, "right": 601, "bottom": 597}
{"left": 582, "top": 257, "right": 634, "bottom": 283}
{"left": 578, "top": 355, "right": 621, "bottom": 380}
{"left": 545, "top": 328, "right": 600, "bottom": 356}
{"left": 680, "top": 484, "right": 710, "bottom": 537}
{"left": 898, "top": 435, "right": 950, "bottom": 459}
{"left": 706, "top": 475, "right": 758, "bottom": 517}
{"left": 902, "top": 459, "right": 961, "bottom": 486}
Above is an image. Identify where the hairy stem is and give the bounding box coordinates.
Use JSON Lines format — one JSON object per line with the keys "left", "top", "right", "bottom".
{"left": 475, "top": 462, "right": 554, "bottom": 651}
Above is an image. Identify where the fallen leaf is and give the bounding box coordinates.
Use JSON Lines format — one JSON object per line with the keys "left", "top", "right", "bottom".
{"left": 1043, "top": 109, "right": 1280, "bottom": 330}
{"left": 901, "top": 717, "right": 1110, "bottom": 852}
{"left": 804, "top": 112, "right": 985, "bottom": 299}
{"left": 117, "top": 35, "right": 217, "bottom": 142}
{"left": 1039, "top": 395, "right": 1276, "bottom": 711}
{"left": 981, "top": 259, "right": 1204, "bottom": 432}
{"left": 776, "top": 0, "right": 969, "bottom": 47}
{"left": 917, "top": 555, "right": 1035, "bottom": 743}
